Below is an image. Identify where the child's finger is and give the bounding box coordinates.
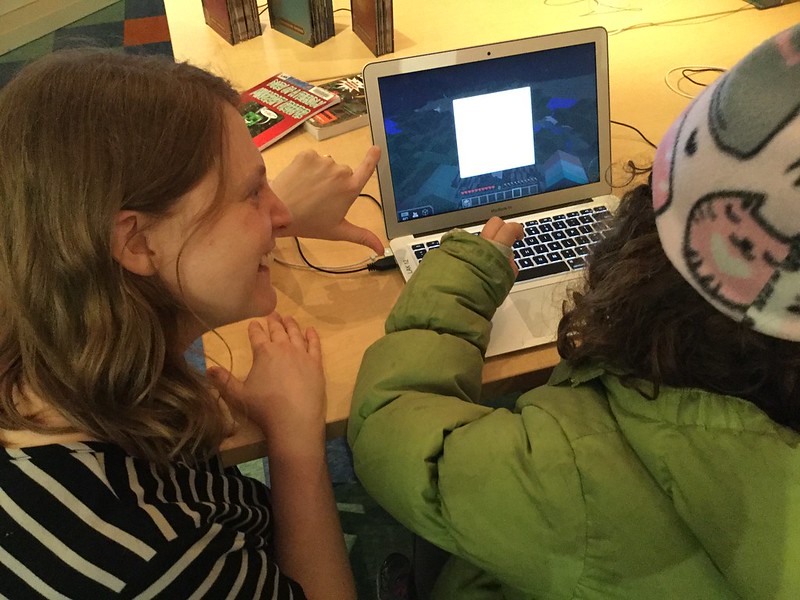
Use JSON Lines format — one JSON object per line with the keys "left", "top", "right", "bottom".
{"left": 498, "top": 221, "right": 524, "bottom": 247}
{"left": 266, "top": 314, "right": 289, "bottom": 342}
{"left": 206, "top": 366, "right": 245, "bottom": 410}
{"left": 480, "top": 216, "right": 504, "bottom": 240}
{"left": 248, "top": 319, "right": 270, "bottom": 349}
{"left": 305, "top": 326, "right": 321, "bottom": 361}
{"left": 282, "top": 315, "right": 307, "bottom": 348}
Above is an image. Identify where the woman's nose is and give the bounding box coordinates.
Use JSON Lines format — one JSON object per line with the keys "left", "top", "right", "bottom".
{"left": 269, "top": 193, "right": 293, "bottom": 229}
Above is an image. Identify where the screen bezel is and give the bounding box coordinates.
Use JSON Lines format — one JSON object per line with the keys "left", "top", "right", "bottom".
{"left": 363, "top": 27, "right": 611, "bottom": 240}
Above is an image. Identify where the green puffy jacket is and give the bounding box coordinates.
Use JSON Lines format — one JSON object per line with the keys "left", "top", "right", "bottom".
{"left": 348, "top": 230, "right": 800, "bottom": 599}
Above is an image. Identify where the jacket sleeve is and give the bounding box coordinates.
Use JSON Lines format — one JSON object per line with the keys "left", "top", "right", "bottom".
{"left": 348, "top": 231, "right": 587, "bottom": 593}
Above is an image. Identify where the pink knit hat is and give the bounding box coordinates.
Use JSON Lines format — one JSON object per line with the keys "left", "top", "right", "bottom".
{"left": 652, "top": 24, "right": 800, "bottom": 341}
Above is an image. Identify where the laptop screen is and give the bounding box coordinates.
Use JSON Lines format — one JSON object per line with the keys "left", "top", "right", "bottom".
{"left": 364, "top": 28, "right": 611, "bottom": 239}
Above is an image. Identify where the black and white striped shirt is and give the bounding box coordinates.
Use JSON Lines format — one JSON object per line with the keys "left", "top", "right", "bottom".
{"left": 0, "top": 442, "right": 305, "bottom": 599}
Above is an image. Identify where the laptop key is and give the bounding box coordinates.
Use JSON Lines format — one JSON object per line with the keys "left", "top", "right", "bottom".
{"left": 518, "top": 257, "right": 534, "bottom": 269}
{"left": 414, "top": 249, "right": 427, "bottom": 260}
{"left": 568, "top": 257, "right": 586, "bottom": 269}
{"left": 593, "top": 221, "right": 610, "bottom": 231}
{"left": 516, "top": 260, "right": 570, "bottom": 282}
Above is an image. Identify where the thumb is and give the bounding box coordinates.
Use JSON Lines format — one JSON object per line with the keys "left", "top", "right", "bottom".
{"left": 206, "top": 366, "right": 246, "bottom": 408}
{"left": 335, "top": 220, "right": 385, "bottom": 256}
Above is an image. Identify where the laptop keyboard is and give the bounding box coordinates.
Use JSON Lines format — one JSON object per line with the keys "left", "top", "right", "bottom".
{"left": 410, "top": 205, "right": 613, "bottom": 284}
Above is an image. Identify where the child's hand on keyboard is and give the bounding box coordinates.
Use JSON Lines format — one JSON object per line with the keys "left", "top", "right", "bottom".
{"left": 480, "top": 217, "right": 524, "bottom": 274}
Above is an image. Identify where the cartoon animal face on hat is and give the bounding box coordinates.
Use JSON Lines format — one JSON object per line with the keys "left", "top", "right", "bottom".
{"left": 652, "top": 25, "right": 800, "bottom": 341}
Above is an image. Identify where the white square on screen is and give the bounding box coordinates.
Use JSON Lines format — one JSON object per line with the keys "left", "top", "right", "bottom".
{"left": 453, "top": 87, "right": 535, "bottom": 179}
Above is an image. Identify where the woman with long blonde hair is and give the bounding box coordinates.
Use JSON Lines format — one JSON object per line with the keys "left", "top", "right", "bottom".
{"left": 0, "top": 49, "right": 381, "bottom": 599}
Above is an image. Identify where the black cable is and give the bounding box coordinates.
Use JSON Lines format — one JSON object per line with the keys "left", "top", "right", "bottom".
{"left": 291, "top": 192, "right": 393, "bottom": 274}
{"left": 258, "top": 3, "right": 268, "bottom": 15}
{"left": 359, "top": 192, "right": 381, "bottom": 208}
{"left": 610, "top": 119, "right": 657, "bottom": 149}
{"left": 333, "top": 7, "right": 351, "bottom": 12}
{"left": 605, "top": 158, "right": 653, "bottom": 189}
{"left": 294, "top": 238, "right": 370, "bottom": 273}
{"left": 623, "top": 159, "right": 653, "bottom": 178}
{"left": 681, "top": 67, "right": 725, "bottom": 87}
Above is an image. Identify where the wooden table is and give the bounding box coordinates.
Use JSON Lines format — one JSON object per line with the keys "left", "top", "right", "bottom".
{"left": 163, "top": 0, "right": 800, "bottom": 463}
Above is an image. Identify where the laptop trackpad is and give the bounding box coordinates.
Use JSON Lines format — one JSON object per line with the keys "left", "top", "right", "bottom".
{"left": 485, "top": 281, "right": 568, "bottom": 358}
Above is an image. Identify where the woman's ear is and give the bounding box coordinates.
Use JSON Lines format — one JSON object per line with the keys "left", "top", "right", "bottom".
{"left": 111, "top": 211, "right": 156, "bottom": 276}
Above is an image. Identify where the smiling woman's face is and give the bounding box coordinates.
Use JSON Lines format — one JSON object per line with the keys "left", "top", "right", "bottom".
{"left": 146, "top": 104, "right": 292, "bottom": 337}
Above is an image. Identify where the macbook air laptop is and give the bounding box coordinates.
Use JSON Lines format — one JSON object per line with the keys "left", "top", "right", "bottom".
{"left": 363, "top": 27, "right": 618, "bottom": 357}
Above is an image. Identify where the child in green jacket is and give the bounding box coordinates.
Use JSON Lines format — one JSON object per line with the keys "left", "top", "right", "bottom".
{"left": 349, "top": 24, "right": 800, "bottom": 600}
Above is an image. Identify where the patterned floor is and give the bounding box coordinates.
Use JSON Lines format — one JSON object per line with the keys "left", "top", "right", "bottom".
{"left": 0, "top": 0, "right": 173, "bottom": 88}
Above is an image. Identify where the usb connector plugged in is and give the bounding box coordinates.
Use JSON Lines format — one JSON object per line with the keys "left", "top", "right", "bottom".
{"left": 367, "top": 249, "right": 398, "bottom": 271}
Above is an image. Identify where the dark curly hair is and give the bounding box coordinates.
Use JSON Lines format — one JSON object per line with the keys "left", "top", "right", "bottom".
{"left": 557, "top": 182, "right": 800, "bottom": 432}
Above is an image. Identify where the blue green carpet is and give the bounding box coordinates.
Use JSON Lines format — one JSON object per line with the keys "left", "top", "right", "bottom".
{"left": 0, "top": 0, "right": 173, "bottom": 88}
